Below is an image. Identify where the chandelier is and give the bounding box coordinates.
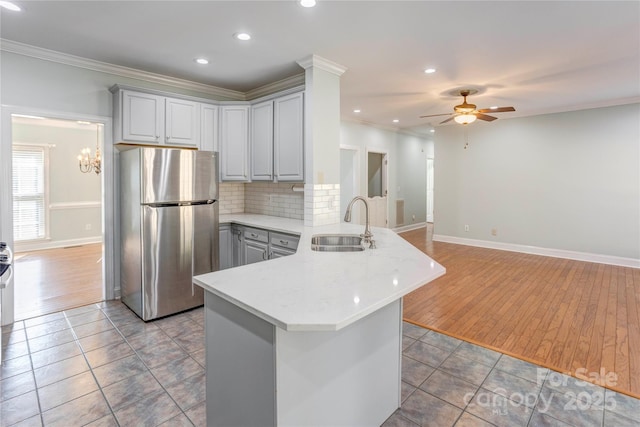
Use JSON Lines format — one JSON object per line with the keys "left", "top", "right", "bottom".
{"left": 78, "top": 124, "right": 102, "bottom": 174}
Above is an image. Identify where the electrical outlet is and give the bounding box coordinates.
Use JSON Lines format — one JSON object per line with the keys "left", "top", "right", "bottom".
{"left": 85, "top": 224, "right": 92, "bottom": 231}
{"left": 464, "top": 225, "right": 469, "bottom": 232}
{"left": 412, "top": 214, "right": 416, "bottom": 222}
{"left": 491, "top": 228, "right": 498, "bottom": 236}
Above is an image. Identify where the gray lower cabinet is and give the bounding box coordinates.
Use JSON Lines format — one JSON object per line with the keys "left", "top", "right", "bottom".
{"left": 220, "top": 223, "right": 299, "bottom": 268}
{"left": 219, "top": 224, "right": 232, "bottom": 270}
{"left": 269, "top": 231, "right": 298, "bottom": 259}
{"left": 243, "top": 226, "right": 269, "bottom": 265}
{"left": 231, "top": 225, "right": 244, "bottom": 267}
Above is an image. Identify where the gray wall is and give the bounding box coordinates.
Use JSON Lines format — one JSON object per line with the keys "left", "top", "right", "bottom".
{"left": 0, "top": 51, "right": 232, "bottom": 116}
{"left": 434, "top": 103, "right": 640, "bottom": 259}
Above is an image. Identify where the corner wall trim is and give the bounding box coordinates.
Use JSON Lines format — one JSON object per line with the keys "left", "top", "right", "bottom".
{"left": 393, "top": 222, "right": 427, "bottom": 233}
{"left": 432, "top": 234, "right": 640, "bottom": 268}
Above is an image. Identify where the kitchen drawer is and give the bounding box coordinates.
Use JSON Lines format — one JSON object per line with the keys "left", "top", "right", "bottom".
{"left": 270, "top": 232, "right": 300, "bottom": 250}
{"left": 243, "top": 227, "right": 269, "bottom": 243}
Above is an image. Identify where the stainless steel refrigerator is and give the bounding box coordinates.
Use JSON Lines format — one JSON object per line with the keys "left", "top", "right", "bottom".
{"left": 120, "top": 147, "right": 218, "bottom": 320}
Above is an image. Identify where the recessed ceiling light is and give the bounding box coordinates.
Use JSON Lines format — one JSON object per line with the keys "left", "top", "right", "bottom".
{"left": 353, "top": 109, "right": 361, "bottom": 113}
{"left": 300, "top": 0, "right": 316, "bottom": 7}
{"left": 194, "top": 58, "right": 209, "bottom": 65}
{"left": 235, "top": 33, "right": 251, "bottom": 41}
{"left": 424, "top": 68, "right": 436, "bottom": 74}
{"left": 392, "top": 119, "right": 399, "bottom": 123}
{"left": 0, "top": 1, "right": 21, "bottom": 11}
{"left": 430, "top": 129, "right": 435, "bottom": 133}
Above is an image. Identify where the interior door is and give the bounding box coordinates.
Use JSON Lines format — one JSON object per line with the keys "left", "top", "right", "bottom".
{"left": 366, "top": 150, "right": 389, "bottom": 227}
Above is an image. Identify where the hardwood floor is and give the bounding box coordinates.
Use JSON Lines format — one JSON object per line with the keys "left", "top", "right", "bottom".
{"left": 13, "top": 243, "right": 103, "bottom": 321}
{"left": 400, "top": 226, "right": 640, "bottom": 399}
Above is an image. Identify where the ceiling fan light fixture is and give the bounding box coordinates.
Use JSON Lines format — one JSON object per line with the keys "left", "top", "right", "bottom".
{"left": 454, "top": 114, "right": 477, "bottom": 125}
{"left": 234, "top": 32, "right": 251, "bottom": 41}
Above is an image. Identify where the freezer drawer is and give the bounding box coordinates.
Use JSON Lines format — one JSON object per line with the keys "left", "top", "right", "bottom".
{"left": 136, "top": 203, "right": 215, "bottom": 320}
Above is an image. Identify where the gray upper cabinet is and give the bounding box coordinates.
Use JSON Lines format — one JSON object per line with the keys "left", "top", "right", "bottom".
{"left": 274, "top": 92, "right": 304, "bottom": 182}
{"left": 201, "top": 104, "right": 219, "bottom": 152}
{"left": 250, "top": 101, "right": 274, "bottom": 181}
{"left": 113, "top": 88, "right": 202, "bottom": 148}
{"left": 247, "top": 91, "right": 304, "bottom": 183}
{"left": 220, "top": 105, "right": 250, "bottom": 181}
{"left": 165, "top": 98, "right": 199, "bottom": 147}
{"left": 121, "top": 91, "right": 164, "bottom": 144}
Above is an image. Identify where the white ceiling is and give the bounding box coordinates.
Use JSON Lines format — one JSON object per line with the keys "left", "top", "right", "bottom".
{"left": 1, "top": 1, "right": 639, "bottom": 136}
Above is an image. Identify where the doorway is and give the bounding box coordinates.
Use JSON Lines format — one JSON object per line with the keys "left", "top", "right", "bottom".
{"left": 366, "top": 149, "right": 388, "bottom": 227}
{"left": 426, "top": 157, "right": 434, "bottom": 223}
{"left": 11, "top": 115, "right": 104, "bottom": 320}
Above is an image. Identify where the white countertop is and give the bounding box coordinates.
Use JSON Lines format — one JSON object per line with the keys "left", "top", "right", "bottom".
{"left": 194, "top": 214, "right": 445, "bottom": 332}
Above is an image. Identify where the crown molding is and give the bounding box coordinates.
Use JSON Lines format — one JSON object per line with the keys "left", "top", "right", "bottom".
{"left": 0, "top": 39, "right": 245, "bottom": 100}
{"left": 245, "top": 73, "right": 305, "bottom": 100}
{"left": 296, "top": 54, "right": 347, "bottom": 76}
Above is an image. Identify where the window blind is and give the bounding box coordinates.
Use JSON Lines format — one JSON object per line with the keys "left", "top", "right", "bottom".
{"left": 12, "top": 146, "right": 46, "bottom": 241}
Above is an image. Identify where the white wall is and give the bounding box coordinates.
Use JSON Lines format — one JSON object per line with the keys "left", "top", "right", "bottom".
{"left": 340, "top": 120, "right": 433, "bottom": 228}
{"left": 434, "top": 103, "right": 640, "bottom": 260}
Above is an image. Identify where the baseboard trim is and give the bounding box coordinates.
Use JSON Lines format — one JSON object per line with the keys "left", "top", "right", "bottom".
{"left": 16, "top": 237, "right": 102, "bottom": 253}
{"left": 432, "top": 234, "right": 640, "bottom": 268}
{"left": 393, "top": 222, "right": 427, "bottom": 233}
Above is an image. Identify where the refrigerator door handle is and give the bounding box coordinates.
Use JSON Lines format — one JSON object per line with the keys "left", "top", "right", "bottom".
{"left": 145, "top": 200, "right": 215, "bottom": 208}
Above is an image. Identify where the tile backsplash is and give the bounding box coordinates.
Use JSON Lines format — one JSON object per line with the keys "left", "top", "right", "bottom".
{"left": 218, "top": 182, "right": 304, "bottom": 220}
{"left": 218, "top": 183, "right": 245, "bottom": 214}
{"left": 244, "top": 182, "right": 304, "bottom": 220}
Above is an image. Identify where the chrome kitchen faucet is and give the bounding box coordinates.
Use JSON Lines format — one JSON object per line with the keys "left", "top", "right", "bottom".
{"left": 344, "top": 196, "right": 376, "bottom": 249}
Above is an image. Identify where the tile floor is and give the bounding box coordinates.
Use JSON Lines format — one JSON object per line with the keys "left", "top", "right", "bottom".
{"left": 1, "top": 301, "right": 638, "bottom": 427}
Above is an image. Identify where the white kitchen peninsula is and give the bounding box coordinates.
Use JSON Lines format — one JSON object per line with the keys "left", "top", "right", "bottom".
{"left": 194, "top": 215, "right": 445, "bottom": 427}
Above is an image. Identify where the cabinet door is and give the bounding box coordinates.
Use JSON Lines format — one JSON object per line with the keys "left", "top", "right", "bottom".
{"left": 219, "top": 224, "right": 232, "bottom": 270}
{"left": 201, "top": 104, "right": 219, "bottom": 152}
{"left": 165, "top": 98, "right": 199, "bottom": 147}
{"left": 244, "top": 239, "right": 269, "bottom": 265}
{"left": 274, "top": 92, "right": 304, "bottom": 182}
{"left": 270, "top": 246, "right": 296, "bottom": 259}
{"left": 220, "top": 106, "right": 250, "bottom": 181}
{"left": 231, "top": 226, "right": 244, "bottom": 267}
{"left": 122, "top": 91, "right": 163, "bottom": 144}
{"left": 250, "top": 101, "right": 274, "bottom": 181}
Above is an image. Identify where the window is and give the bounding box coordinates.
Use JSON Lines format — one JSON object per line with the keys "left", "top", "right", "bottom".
{"left": 13, "top": 145, "right": 48, "bottom": 241}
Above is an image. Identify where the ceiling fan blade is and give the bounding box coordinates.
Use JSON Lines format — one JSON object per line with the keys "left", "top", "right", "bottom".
{"left": 440, "top": 116, "right": 456, "bottom": 124}
{"left": 475, "top": 113, "right": 498, "bottom": 122}
{"left": 477, "top": 106, "right": 515, "bottom": 113}
{"left": 420, "top": 113, "right": 454, "bottom": 118}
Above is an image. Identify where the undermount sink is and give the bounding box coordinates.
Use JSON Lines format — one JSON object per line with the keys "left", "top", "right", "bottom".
{"left": 310, "top": 234, "right": 364, "bottom": 252}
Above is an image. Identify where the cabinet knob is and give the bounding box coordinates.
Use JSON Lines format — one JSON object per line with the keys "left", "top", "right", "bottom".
{"left": 251, "top": 233, "right": 258, "bottom": 238}
{"left": 280, "top": 240, "right": 288, "bottom": 245}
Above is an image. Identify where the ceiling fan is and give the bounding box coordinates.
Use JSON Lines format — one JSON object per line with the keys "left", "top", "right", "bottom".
{"left": 420, "top": 89, "right": 515, "bottom": 125}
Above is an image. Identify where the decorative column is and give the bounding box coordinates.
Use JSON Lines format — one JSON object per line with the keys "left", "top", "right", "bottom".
{"left": 296, "top": 55, "right": 347, "bottom": 227}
